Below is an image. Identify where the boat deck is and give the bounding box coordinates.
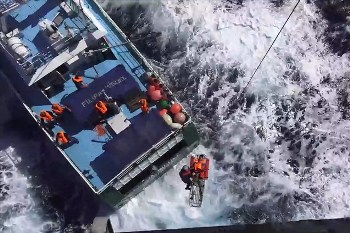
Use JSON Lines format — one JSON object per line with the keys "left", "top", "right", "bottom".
{"left": 1, "top": 0, "right": 173, "bottom": 191}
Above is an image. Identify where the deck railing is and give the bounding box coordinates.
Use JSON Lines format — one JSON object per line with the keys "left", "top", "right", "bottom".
{"left": 0, "top": 0, "right": 20, "bottom": 14}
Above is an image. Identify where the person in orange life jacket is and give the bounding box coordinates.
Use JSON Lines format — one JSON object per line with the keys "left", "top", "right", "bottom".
{"left": 95, "top": 100, "right": 109, "bottom": 117}
{"left": 51, "top": 103, "right": 71, "bottom": 119}
{"left": 95, "top": 100, "right": 120, "bottom": 119}
{"left": 139, "top": 98, "right": 150, "bottom": 113}
{"left": 55, "top": 131, "right": 79, "bottom": 147}
{"left": 72, "top": 75, "right": 88, "bottom": 90}
{"left": 39, "top": 110, "right": 55, "bottom": 125}
{"left": 179, "top": 165, "right": 194, "bottom": 190}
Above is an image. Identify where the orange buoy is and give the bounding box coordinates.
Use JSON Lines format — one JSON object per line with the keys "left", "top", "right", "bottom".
{"left": 170, "top": 103, "right": 182, "bottom": 114}
{"left": 159, "top": 109, "right": 168, "bottom": 116}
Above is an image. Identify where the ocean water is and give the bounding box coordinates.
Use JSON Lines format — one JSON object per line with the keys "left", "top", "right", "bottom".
{"left": 1, "top": 0, "right": 350, "bottom": 232}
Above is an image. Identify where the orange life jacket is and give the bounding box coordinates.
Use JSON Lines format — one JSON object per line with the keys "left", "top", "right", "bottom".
{"left": 193, "top": 162, "right": 202, "bottom": 172}
{"left": 52, "top": 103, "right": 64, "bottom": 115}
{"left": 96, "top": 101, "right": 108, "bottom": 114}
{"left": 139, "top": 98, "right": 149, "bottom": 112}
{"left": 40, "top": 110, "right": 54, "bottom": 122}
{"left": 56, "top": 131, "right": 69, "bottom": 144}
{"left": 72, "top": 76, "right": 83, "bottom": 84}
{"left": 193, "top": 158, "right": 207, "bottom": 172}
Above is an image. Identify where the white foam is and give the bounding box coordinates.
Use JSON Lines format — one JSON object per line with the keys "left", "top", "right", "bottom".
{"left": 0, "top": 147, "right": 54, "bottom": 233}
{"left": 106, "top": 0, "right": 350, "bottom": 231}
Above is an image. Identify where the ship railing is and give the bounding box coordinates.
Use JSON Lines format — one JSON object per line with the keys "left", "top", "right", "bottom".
{"left": 97, "top": 120, "right": 191, "bottom": 194}
{"left": 0, "top": 0, "right": 20, "bottom": 14}
{"left": 18, "top": 51, "right": 49, "bottom": 65}
{"left": 51, "top": 29, "right": 83, "bottom": 49}
{"left": 65, "top": 0, "right": 96, "bottom": 31}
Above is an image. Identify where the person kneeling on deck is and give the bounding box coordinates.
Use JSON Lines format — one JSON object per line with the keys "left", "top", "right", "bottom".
{"left": 55, "top": 131, "right": 79, "bottom": 148}
{"left": 72, "top": 75, "right": 88, "bottom": 90}
{"left": 95, "top": 100, "right": 120, "bottom": 119}
{"left": 139, "top": 98, "right": 150, "bottom": 113}
{"left": 51, "top": 103, "right": 71, "bottom": 119}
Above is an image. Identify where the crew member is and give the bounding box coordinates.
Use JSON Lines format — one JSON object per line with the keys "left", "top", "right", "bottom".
{"left": 139, "top": 98, "right": 150, "bottom": 113}
{"left": 56, "top": 131, "right": 70, "bottom": 146}
{"left": 95, "top": 100, "right": 109, "bottom": 116}
{"left": 39, "top": 110, "right": 55, "bottom": 125}
{"left": 72, "top": 75, "right": 88, "bottom": 90}
{"left": 192, "top": 154, "right": 207, "bottom": 179}
{"left": 95, "top": 100, "right": 120, "bottom": 120}
{"left": 55, "top": 131, "right": 79, "bottom": 147}
{"left": 51, "top": 103, "right": 71, "bottom": 117}
{"left": 179, "top": 165, "right": 193, "bottom": 190}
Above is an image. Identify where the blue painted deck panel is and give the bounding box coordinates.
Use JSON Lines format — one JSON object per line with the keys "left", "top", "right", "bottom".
{"left": 91, "top": 109, "right": 172, "bottom": 183}
{"left": 1, "top": 0, "right": 172, "bottom": 191}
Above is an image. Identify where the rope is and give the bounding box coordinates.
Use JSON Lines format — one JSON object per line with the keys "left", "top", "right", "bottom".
{"left": 236, "top": 0, "right": 301, "bottom": 102}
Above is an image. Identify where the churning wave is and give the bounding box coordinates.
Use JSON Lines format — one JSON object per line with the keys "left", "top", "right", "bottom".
{"left": 103, "top": 0, "right": 350, "bottom": 231}
{"left": 1, "top": 0, "right": 350, "bottom": 232}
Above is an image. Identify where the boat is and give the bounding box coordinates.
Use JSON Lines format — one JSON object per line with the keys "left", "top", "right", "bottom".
{"left": 0, "top": 0, "right": 200, "bottom": 208}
